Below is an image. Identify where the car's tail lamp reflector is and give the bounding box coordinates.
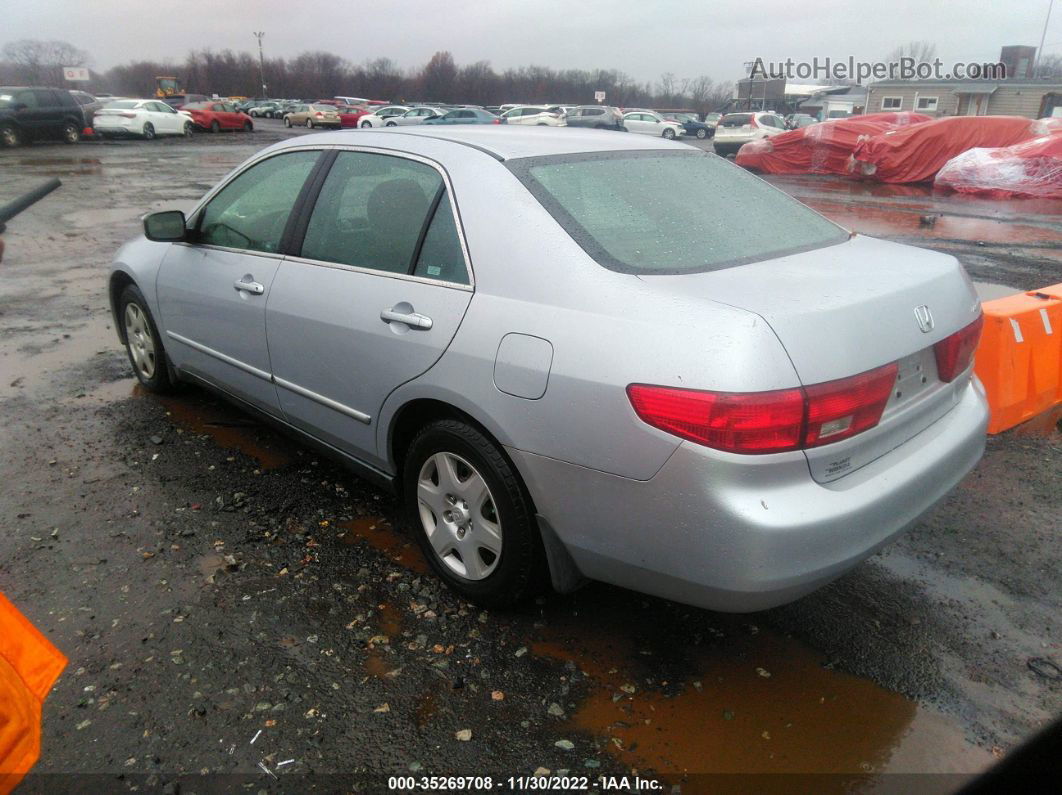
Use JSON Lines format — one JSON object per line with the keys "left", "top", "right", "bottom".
{"left": 628, "top": 362, "right": 900, "bottom": 454}
{"left": 933, "top": 315, "right": 983, "bottom": 383}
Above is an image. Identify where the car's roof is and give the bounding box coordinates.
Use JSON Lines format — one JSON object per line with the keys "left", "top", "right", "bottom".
{"left": 270, "top": 126, "right": 691, "bottom": 162}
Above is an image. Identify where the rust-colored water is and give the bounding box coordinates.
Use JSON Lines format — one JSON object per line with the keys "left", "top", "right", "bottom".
{"left": 338, "top": 517, "right": 429, "bottom": 575}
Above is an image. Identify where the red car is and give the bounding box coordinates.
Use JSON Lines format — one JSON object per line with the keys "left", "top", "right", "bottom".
{"left": 182, "top": 102, "right": 254, "bottom": 133}
{"left": 337, "top": 105, "right": 373, "bottom": 128}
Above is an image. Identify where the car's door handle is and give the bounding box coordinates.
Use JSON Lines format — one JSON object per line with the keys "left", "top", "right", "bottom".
{"left": 380, "top": 308, "right": 433, "bottom": 330}
{"left": 233, "top": 277, "right": 265, "bottom": 295}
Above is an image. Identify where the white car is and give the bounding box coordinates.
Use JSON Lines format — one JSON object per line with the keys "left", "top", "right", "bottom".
{"left": 358, "top": 105, "right": 412, "bottom": 128}
{"left": 712, "top": 111, "right": 788, "bottom": 156}
{"left": 501, "top": 106, "right": 567, "bottom": 126}
{"left": 622, "top": 111, "right": 684, "bottom": 139}
{"left": 382, "top": 107, "right": 446, "bottom": 127}
{"left": 93, "top": 99, "right": 193, "bottom": 139}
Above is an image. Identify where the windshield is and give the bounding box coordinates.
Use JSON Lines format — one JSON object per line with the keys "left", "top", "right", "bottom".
{"left": 508, "top": 150, "right": 847, "bottom": 275}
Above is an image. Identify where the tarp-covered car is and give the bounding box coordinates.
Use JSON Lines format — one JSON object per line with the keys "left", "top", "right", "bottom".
{"left": 934, "top": 134, "right": 1062, "bottom": 200}
{"left": 735, "top": 112, "right": 930, "bottom": 175}
{"left": 850, "top": 115, "right": 1057, "bottom": 183}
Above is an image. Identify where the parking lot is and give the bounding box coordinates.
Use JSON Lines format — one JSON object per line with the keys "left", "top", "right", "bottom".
{"left": 0, "top": 125, "right": 1059, "bottom": 789}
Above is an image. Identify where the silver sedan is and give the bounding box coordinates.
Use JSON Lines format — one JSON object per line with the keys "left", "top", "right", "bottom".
{"left": 108, "top": 128, "right": 988, "bottom": 612}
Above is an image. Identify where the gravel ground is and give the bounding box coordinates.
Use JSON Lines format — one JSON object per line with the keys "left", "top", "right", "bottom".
{"left": 0, "top": 125, "right": 1058, "bottom": 791}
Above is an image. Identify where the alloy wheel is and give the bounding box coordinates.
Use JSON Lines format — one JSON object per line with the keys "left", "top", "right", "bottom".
{"left": 416, "top": 452, "right": 502, "bottom": 581}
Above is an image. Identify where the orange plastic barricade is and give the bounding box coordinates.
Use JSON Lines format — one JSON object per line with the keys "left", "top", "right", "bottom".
{"left": 0, "top": 592, "right": 67, "bottom": 795}
{"left": 974, "top": 285, "right": 1062, "bottom": 434}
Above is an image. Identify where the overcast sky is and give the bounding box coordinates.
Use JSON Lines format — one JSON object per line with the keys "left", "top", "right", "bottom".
{"left": 7, "top": 0, "right": 1061, "bottom": 83}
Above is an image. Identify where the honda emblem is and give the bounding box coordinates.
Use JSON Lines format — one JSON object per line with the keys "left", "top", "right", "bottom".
{"left": 914, "top": 305, "right": 934, "bottom": 333}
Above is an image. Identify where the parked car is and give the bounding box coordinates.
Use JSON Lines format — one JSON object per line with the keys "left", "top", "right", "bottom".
{"left": 712, "top": 111, "right": 788, "bottom": 156}
{"left": 160, "top": 94, "right": 209, "bottom": 110}
{"left": 423, "top": 108, "right": 502, "bottom": 125}
{"left": 786, "top": 113, "right": 818, "bottom": 129}
{"left": 357, "top": 105, "right": 412, "bottom": 128}
{"left": 382, "top": 107, "right": 447, "bottom": 126}
{"left": 69, "top": 89, "right": 102, "bottom": 128}
{"left": 337, "top": 106, "right": 373, "bottom": 128}
{"left": 564, "top": 105, "right": 626, "bottom": 131}
{"left": 663, "top": 112, "right": 714, "bottom": 139}
{"left": 622, "top": 110, "right": 684, "bottom": 139}
{"left": 93, "top": 99, "right": 194, "bottom": 139}
{"left": 182, "top": 102, "right": 254, "bottom": 133}
{"left": 501, "top": 106, "right": 566, "bottom": 126}
{"left": 248, "top": 102, "right": 281, "bottom": 118}
{"left": 0, "top": 86, "right": 88, "bottom": 146}
{"left": 110, "top": 128, "right": 988, "bottom": 612}
{"left": 703, "top": 112, "right": 723, "bottom": 128}
{"left": 283, "top": 104, "right": 341, "bottom": 129}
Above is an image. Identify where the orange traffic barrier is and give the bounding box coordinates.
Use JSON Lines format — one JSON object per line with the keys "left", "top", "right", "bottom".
{"left": 974, "top": 284, "right": 1062, "bottom": 434}
{"left": 0, "top": 592, "right": 67, "bottom": 795}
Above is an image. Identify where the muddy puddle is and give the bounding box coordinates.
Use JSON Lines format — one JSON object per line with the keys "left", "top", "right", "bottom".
{"left": 530, "top": 594, "right": 994, "bottom": 784}
{"left": 338, "top": 517, "right": 428, "bottom": 575}
{"left": 150, "top": 392, "right": 295, "bottom": 470}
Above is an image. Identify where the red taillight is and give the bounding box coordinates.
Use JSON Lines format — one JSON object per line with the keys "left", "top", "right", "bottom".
{"left": 933, "top": 315, "right": 983, "bottom": 383}
{"left": 803, "top": 363, "right": 898, "bottom": 447}
{"left": 315, "top": 112, "right": 323, "bottom": 117}
{"left": 492, "top": 119, "right": 501, "bottom": 124}
{"left": 627, "top": 384, "right": 805, "bottom": 454}
{"left": 628, "top": 361, "right": 900, "bottom": 454}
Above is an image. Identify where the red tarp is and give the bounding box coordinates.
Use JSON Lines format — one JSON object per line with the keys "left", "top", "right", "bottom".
{"left": 850, "top": 116, "right": 1060, "bottom": 183}
{"left": 735, "top": 112, "right": 931, "bottom": 175}
{"left": 935, "top": 134, "right": 1062, "bottom": 199}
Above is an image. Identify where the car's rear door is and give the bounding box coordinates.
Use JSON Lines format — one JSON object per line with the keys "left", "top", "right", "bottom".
{"left": 155, "top": 149, "right": 324, "bottom": 415}
{"left": 265, "top": 149, "right": 474, "bottom": 464}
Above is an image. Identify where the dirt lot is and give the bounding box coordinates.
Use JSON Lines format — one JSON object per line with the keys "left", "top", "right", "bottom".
{"left": 0, "top": 124, "right": 1059, "bottom": 791}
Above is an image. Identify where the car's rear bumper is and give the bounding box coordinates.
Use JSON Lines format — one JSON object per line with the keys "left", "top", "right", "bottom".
{"left": 508, "top": 378, "right": 988, "bottom": 612}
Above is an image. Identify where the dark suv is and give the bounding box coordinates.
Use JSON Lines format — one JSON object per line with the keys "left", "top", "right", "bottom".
{"left": 0, "top": 87, "right": 87, "bottom": 147}
{"left": 564, "top": 105, "right": 626, "bottom": 131}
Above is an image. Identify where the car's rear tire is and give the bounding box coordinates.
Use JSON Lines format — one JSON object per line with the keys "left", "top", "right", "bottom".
{"left": 142, "top": 122, "right": 155, "bottom": 140}
{"left": 403, "top": 419, "right": 544, "bottom": 607}
{"left": 0, "top": 124, "right": 19, "bottom": 148}
{"left": 118, "top": 285, "right": 176, "bottom": 393}
{"left": 696, "top": 128, "right": 707, "bottom": 139}
{"left": 662, "top": 127, "right": 676, "bottom": 139}
{"left": 243, "top": 121, "right": 253, "bottom": 132}
{"left": 385, "top": 121, "right": 397, "bottom": 127}
{"left": 62, "top": 121, "right": 80, "bottom": 144}
{"left": 210, "top": 120, "right": 220, "bottom": 133}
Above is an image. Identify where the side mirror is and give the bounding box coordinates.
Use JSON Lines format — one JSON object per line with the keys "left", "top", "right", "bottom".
{"left": 143, "top": 210, "right": 187, "bottom": 242}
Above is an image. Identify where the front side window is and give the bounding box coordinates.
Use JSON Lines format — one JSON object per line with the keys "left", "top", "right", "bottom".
{"left": 197, "top": 151, "right": 320, "bottom": 253}
{"left": 509, "top": 150, "right": 847, "bottom": 275}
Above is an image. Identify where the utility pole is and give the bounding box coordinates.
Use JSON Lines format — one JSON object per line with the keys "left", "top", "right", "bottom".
{"left": 253, "top": 31, "right": 267, "bottom": 97}
{"left": 1035, "top": 0, "right": 1055, "bottom": 76}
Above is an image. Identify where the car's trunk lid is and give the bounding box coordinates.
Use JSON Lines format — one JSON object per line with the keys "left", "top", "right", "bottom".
{"left": 642, "top": 234, "right": 982, "bottom": 482}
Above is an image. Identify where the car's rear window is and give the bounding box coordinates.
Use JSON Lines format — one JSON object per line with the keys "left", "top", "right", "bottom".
{"left": 719, "top": 114, "right": 754, "bottom": 127}
{"left": 105, "top": 100, "right": 139, "bottom": 109}
{"left": 508, "top": 150, "right": 847, "bottom": 275}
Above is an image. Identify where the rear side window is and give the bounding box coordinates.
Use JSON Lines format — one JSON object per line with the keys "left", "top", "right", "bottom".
{"left": 301, "top": 151, "right": 467, "bottom": 283}
{"left": 197, "top": 151, "right": 320, "bottom": 253}
{"left": 509, "top": 150, "right": 847, "bottom": 275}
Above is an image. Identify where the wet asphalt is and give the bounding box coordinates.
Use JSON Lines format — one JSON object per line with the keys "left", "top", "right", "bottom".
{"left": 0, "top": 120, "right": 1059, "bottom": 792}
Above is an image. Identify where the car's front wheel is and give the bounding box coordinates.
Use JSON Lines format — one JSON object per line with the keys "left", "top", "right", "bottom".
{"left": 385, "top": 121, "right": 397, "bottom": 127}
{"left": 361, "top": 120, "right": 372, "bottom": 128}
{"left": 404, "top": 420, "right": 544, "bottom": 607}
{"left": 243, "top": 121, "right": 253, "bottom": 132}
{"left": 183, "top": 121, "right": 193, "bottom": 137}
{"left": 696, "top": 128, "right": 707, "bottom": 139}
{"left": 0, "top": 124, "right": 19, "bottom": 147}
{"left": 306, "top": 119, "right": 314, "bottom": 128}
{"left": 118, "top": 285, "right": 175, "bottom": 393}
{"left": 284, "top": 117, "right": 292, "bottom": 127}
{"left": 662, "top": 127, "right": 676, "bottom": 139}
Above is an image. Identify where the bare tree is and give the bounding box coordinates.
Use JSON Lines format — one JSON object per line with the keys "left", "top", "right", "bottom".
{"left": 885, "top": 41, "right": 938, "bottom": 64}
{"left": 1035, "top": 53, "right": 1062, "bottom": 79}
{"left": 2, "top": 39, "right": 90, "bottom": 85}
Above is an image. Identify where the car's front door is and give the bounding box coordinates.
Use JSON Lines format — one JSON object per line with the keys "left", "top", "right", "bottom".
{"left": 148, "top": 101, "right": 182, "bottom": 133}
{"left": 266, "top": 150, "right": 474, "bottom": 465}
{"left": 155, "top": 149, "right": 323, "bottom": 415}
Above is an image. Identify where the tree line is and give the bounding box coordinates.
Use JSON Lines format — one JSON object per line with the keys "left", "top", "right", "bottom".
{"left": 0, "top": 40, "right": 735, "bottom": 113}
